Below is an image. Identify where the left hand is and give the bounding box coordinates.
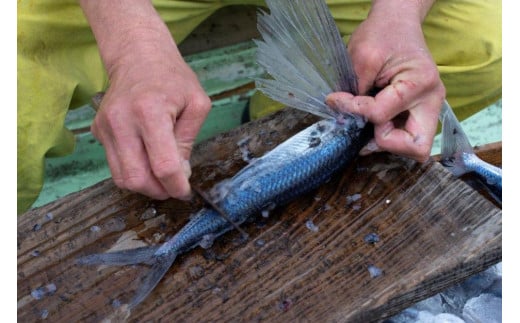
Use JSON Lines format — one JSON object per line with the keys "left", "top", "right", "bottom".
{"left": 326, "top": 0, "right": 445, "bottom": 162}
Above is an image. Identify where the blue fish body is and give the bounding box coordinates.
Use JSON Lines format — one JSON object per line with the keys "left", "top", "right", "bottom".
{"left": 459, "top": 152, "right": 502, "bottom": 191}
{"left": 158, "top": 118, "right": 369, "bottom": 255}
{"left": 217, "top": 119, "right": 368, "bottom": 217}
{"left": 78, "top": 0, "right": 369, "bottom": 308}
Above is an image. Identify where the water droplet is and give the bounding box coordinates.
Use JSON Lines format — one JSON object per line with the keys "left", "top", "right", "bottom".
{"left": 31, "top": 287, "right": 46, "bottom": 300}
{"left": 31, "top": 283, "right": 56, "bottom": 300}
{"left": 364, "top": 233, "right": 380, "bottom": 244}
{"left": 279, "top": 298, "right": 293, "bottom": 312}
{"left": 346, "top": 193, "right": 362, "bottom": 205}
{"left": 199, "top": 234, "right": 215, "bottom": 249}
{"left": 45, "top": 283, "right": 57, "bottom": 295}
{"left": 140, "top": 207, "right": 157, "bottom": 220}
{"left": 368, "top": 265, "right": 383, "bottom": 278}
{"left": 306, "top": 220, "right": 319, "bottom": 232}
{"left": 111, "top": 299, "right": 121, "bottom": 308}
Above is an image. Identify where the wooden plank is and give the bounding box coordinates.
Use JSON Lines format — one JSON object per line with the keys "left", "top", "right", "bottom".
{"left": 18, "top": 108, "right": 501, "bottom": 322}
{"left": 474, "top": 141, "right": 502, "bottom": 166}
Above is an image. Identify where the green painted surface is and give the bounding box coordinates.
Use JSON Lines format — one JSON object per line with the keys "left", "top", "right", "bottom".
{"left": 34, "top": 132, "right": 111, "bottom": 207}
{"left": 186, "top": 41, "right": 262, "bottom": 97}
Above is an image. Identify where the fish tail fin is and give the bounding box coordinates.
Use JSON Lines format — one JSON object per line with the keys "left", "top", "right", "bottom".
{"left": 78, "top": 246, "right": 178, "bottom": 309}
{"left": 129, "top": 251, "right": 177, "bottom": 308}
{"left": 76, "top": 245, "right": 161, "bottom": 266}
{"left": 255, "top": 0, "right": 360, "bottom": 121}
{"left": 439, "top": 100, "right": 475, "bottom": 177}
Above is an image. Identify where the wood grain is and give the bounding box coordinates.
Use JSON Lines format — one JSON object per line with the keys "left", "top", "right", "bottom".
{"left": 18, "top": 108, "right": 501, "bottom": 322}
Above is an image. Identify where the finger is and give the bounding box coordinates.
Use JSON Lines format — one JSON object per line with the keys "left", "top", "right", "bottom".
{"left": 140, "top": 109, "right": 192, "bottom": 200}
{"left": 91, "top": 119, "right": 123, "bottom": 183}
{"left": 326, "top": 92, "right": 372, "bottom": 117}
{"left": 174, "top": 93, "right": 211, "bottom": 162}
{"left": 358, "top": 139, "right": 383, "bottom": 156}
{"left": 373, "top": 118, "right": 432, "bottom": 162}
{"left": 93, "top": 102, "right": 172, "bottom": 199}
{"left": 111, "top": 130, "right": 171, "bottom": 200}
{"left": 327, "top": 79, "right": 420, "bottom": 125}
{"left": 348, "top": 43, "right": 383, "bottom": 95}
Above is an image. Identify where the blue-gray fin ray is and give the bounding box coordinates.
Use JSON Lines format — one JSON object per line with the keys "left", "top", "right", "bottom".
{"left": 129, "top": 252, "right": 177, "bottom": 308}
{"left": 76, "top": 246, "right": 160, "bottom": 266}
{"left": 440, "top": 100, "right": 474, "bottom": 159}
{"left": 255, "top": 0, "right": 358, "bottom": 120}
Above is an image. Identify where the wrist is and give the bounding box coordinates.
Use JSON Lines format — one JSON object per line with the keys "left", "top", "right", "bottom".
{"left": 80, "top": 0, "right": 182, "bottom": 78}
{"left": 369, "top": 0, "right": 435, "bottom": 23}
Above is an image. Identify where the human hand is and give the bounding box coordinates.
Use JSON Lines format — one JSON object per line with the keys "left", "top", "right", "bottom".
{"left": 81, "top": 1, "right": 211, "bottom": 200}
{"left": 92, "top": 58, "right": 210, "bottom": 201}
{"left": 326, "top": 0, "right": 445, "bottom": 162}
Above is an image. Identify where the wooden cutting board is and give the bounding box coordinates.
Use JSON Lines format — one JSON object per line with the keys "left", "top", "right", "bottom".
{"left": 17, "top": 108, "right": 501, "bottom": 322}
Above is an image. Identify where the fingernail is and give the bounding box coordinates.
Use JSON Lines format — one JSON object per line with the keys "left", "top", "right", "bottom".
{"left": 359, "top": 140, "right": 380, "bottom": 156}
{"left": 380, "top": 121, "right": 394, "bottom": 138}
{"left": 179, "top": 189, "right": 194, "bottom": 201}
{"left": 325, "top": 95, "right": 337, "bottom": 108}
{"left": 182, "top": 159, "right": 192, "bottom": 179}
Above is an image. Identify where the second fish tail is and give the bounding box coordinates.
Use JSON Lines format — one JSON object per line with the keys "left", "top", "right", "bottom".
{"left": 128, "top": 250, "right": 178, "bottom": 309}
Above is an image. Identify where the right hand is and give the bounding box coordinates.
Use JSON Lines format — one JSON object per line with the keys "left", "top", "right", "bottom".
{"left": 92, "top": 46, "right": 211, "bottom": 201}
{"left": 80, "top": 1, "right": 211, "bottom": 201}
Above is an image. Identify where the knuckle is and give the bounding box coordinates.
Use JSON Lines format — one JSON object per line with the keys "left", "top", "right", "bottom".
{"left": 190, "top": 93, "right": 212, "bottom": 113}
{"left": 132, "top": 94, "right": 165, "bottom": 118}
{"left": 150, "top": 158, "right": 178, "bottom": 179}
{"left": 90, "top": 119, "right": 101, "bottom": 139}
{"left": 352, "top": 43, "right": 383, "bottom": 66}
{"left": 370, "top": 112, "right": 388, "bottom": 125}
{"left": 419, "top": 66, "right": 441, "bottom": 90}
{"left": 373, "top": 137, "right": 390, "bottom": 152}
{"left": 415, "top": 145, "right": 431, "bottom": 162}
{"left": 112, "top": 177, "right": 125, "bottom": 189}
{"left": 101, "top": 103, "right": 126, "bottom": 129}
{"left": 437, "top": 82, "right": 447, "bottom": 99}
{"left": 118, "top": 169, "right": 149, "bottom": 192}
{"left": 369, "top": 107, "right": 391, "bottom": 125}
{"left": 103, "top": 111, "right": 120, "bottom": 128}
